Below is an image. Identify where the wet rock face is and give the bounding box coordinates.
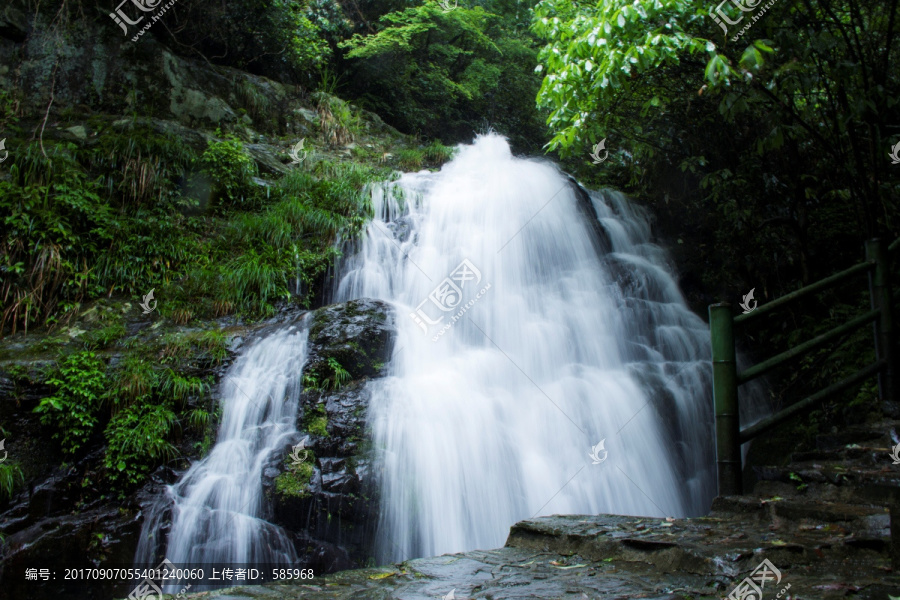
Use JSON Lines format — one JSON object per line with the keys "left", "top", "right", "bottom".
{"left": 263, "top": 299, "right": 395, "bottom": 573}
{"left": 0, "top": 446, "right": 153, "bottom": 600}
{"left": 305, "top": 298, "right": 395, "bottom": 382}
{"left": 0, "top": 298, "right": 395, "bottom": 595}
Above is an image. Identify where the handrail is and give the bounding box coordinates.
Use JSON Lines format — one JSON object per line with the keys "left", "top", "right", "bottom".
{"left": 710, "top": 238, "right": 896, "bottom": 496}
{"left": 734, "top": 261, "right": 874, "bottom": 325}
{"left": 739, "top": 360, "right": 885, "bottom": 443}
{"left": 737, "top": 309, "right": 880, "bottom": 384}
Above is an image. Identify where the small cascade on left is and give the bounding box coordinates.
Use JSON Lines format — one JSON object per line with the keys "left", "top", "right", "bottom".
{"left": 134, "top": 322, "right": 309, "bottom": 590}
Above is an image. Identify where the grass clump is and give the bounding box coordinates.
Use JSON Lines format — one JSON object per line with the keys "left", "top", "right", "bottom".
{"left": 424, "top": 140, "right": 455, "bottom": 164}
{"left": 0, "top": 462, "right": 24, "bottom": 501}
{"left": 397, "top": 148, "right": 425, "bottom": 171}
{"left": 314, "top": 92, "right": 356, "bottom": 147}
{"left": 322, "top": 357, "right": 351, "bottom": 390}
{"left": 159, "top": 330, "right": 229, "bottom": 365}
{"left": 302, "top": 357, "right": 351, "bottom": 393}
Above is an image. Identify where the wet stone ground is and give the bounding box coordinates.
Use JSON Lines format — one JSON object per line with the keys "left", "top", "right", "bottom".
{"left": 177, "top": 420, "right": 900, "bottom": 600}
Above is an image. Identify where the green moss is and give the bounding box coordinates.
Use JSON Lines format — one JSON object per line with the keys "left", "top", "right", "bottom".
{"left": 82, "top": 321, "right": 126, "bottom": 349}
{"left": 274, "top": 455, "right": 315, "bottom": 499}
{"left": 159, "top": 329, "right": 229, "bottom": 366}
{"left": 305, "top": 403, "right": 329, "bottom": 437}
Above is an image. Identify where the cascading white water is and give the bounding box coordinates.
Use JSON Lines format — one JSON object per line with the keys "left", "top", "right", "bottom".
{"left": 333, "top": 133, "right": 724, "bottom": 562}
{"left": 135, "top": 324, "right": 308, "bottom": 584}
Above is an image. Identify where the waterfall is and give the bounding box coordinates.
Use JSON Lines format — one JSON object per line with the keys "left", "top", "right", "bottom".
{"left": 135, "top": 132, "right": 765, "bottom": 576}
{"left": 332, "top": 133, "right": 725, "bottom": 563}
{"left": 134, "top": 324, "right": 309, "bottom": 587}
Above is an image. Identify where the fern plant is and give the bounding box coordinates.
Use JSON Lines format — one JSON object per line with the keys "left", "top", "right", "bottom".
{"left": 322, "top": 357, "right": 351, "bottom": 390}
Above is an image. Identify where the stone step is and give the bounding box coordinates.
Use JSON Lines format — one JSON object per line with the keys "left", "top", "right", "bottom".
{"left": 753, "top": 461, "right": 900, "bottom": 508}
{"left": 158, "top": 508, "right": 899, "bottom": 600}
{"left": 791, "top": 445, "right": 894, "bottom": 464}
{"left": 814, "top": 420, "right": 900, "bottom": 452}
{"left": 712, "top": 494, "right": 888, "bottom": 525}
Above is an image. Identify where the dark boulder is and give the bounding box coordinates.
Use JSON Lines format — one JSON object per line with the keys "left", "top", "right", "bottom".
{"left": 304, "top": 298, "right": 395, "bottom": 383}
{"left": 263, "top": 299, "right": 395, "bottom": 573}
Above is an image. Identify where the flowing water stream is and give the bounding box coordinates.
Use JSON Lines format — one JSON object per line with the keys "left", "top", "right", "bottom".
{"left": 135, "top": 325, "right": 308, "bottom": 587}
{"left": 137, "top": 133, "right": 762, "bottom": 577}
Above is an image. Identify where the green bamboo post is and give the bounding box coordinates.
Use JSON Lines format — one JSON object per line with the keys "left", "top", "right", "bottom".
{"left": 710, "top": 302, "right": 742, "bottom": 496}
{"left": 892, "top": 503, "right": 900, "bottom": 571}
{"left": 866, "top": 239, "right": 896, "bottom": 406}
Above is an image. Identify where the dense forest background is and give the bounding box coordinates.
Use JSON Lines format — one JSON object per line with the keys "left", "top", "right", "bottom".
{"left": 0, "top": 0, "right": 898, "bottom": 502}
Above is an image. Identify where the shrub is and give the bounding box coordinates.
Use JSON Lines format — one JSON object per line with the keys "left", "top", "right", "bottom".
{"left": 33, "top": 351, "right": 107, "bottom": 454}
{"left": 104, "top": 401, "right": 178, "bottom": 490}
{"left": 199, "top": 133, "right": 259, "bottom": 209}
{"left": 82, "top": 320, "right": 126, "bottom": 350}
{"left": 0, "top": 145, "right": 115, "bottom": 334}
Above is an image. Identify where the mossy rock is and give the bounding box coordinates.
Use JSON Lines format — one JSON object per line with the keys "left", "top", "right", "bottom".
{"left": 304, "top": 299, "right": 395, "bottom": 384}
{"left": 274, "top": 455, "right": 316, "bottom": 499}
